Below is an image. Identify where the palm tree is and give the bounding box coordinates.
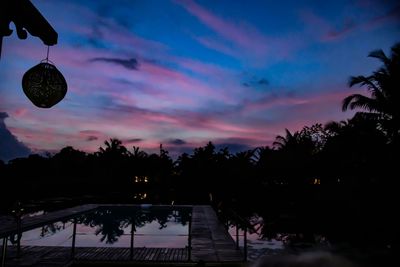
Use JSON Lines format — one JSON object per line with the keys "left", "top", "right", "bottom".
{"left": 273, "top": 129, "right": 299, "bottom": 150}
{"left": 272, "top": 127, "right": 320, "bottom": 185}
{"left": 98, "top": 138, "right": 128, "bottom": 157}
{"left": 342, "top": 43, "right": 400, "bottom": 142}
{"left": 131, "top": 146, "right": 147, "bottom": 159}
{"left": 96, "top": 138, "right": 130, "bottom": 189}
{"left": 323, "top": 116, "right": 388, "bottom": 185}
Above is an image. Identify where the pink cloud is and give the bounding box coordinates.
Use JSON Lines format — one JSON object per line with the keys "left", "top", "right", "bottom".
{"left": 299, "top": 9, "right": 357, "bottom": 42}
{"left": 301, "top": 5, "right": 400, "bottom": 43}
{"left": 79, "top": 130, "right": 102, "bottom": 135}
{"left": 13, "top": 108, "right": 28, "bottom": 118}
{"left": 242, "top": 95, "right": 309, "bottom": 114}
{"left": 6, "top": 38, "right": 229, "bottom": 108}
{"left": 175, "top": 0, "right": 269, "bottom": 56}
{"left": 3, "top": 41, "right": 357, "bottom": 155}
{"left": 272, "top": 90, "right": 358, "bottom": 130}
{"left": 78, "top": 130, "right": 105, "bottom": 142}
{"left": 323, "top": 19, "right": 357, "bottom": 41}
{"left": 8, "top": 126, "right": 66, "bottom": 151}
{"left": 42, "top": 1, "right": 169, "bottom": 58}
{"left": 3, "top": 0, "right": 372, "bottom": 157}
{"left": 364, "top": 5, "right": 400, "bottom": 30}
{"left": 5, "top": 87, "right": 354, "bottom": 156}
{"left": 139, "top": 60, "right": 232, "bottom": 102}
{"left": 243, "top": 89, "right": 352, "bottom": 116}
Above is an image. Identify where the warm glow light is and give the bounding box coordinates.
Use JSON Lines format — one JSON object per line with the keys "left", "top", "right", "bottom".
{"left": 133, "top": 176, "right": 149, "bottom": 183}
{"left": 133, "top": 192, "right": 147, "bottom": 199}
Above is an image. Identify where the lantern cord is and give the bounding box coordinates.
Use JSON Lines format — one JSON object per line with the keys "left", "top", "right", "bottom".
{"left": 45, "top": 46, "right": 50, "bottom": 62}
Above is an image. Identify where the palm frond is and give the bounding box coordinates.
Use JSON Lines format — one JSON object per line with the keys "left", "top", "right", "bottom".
{"left": 343, "top": 43, "right": 399, "bottom": 139}
{"left": 351, "top": 95, "right": 381, "bottom": 112}
{"left": 284, "top": 128, "right": 293, "bottom": 139}
{"left": 273, "top": 137, "right": 285, "bottom": 148}
{"left": 348, "top": 76, "right": 380, "bottom": 94}
{"left": 368, "top": 49, "right": 390, "bottom": 66}
{"left": 342, "top": 94, "right": 381, "bottom": 112}
{"left": 342, "top": 95, "right": 356, "bottom": 111}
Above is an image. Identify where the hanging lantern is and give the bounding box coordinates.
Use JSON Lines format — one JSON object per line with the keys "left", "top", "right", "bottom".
{"left": 22, "top": 47, "right": 67, "bottom": 108}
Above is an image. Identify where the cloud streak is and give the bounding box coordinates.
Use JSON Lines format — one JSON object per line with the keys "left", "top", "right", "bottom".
{"left": 301, "top": 4, "right": 400, "bottom": 42}
{"left": 175, "top": 0, "right": 269, "bottom": 56}
{"left": 90, "top": 57, "right": 139, "bottom": 70}
{"left": 168, "top": 139, "right": 187, "bottom": 145}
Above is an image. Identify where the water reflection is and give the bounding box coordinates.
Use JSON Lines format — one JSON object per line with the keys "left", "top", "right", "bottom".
{"left": 224, "top": 213, "right": 331, "bottom": 262}
{"left": 14, "top": 206, "right": 191, "bottom": 248}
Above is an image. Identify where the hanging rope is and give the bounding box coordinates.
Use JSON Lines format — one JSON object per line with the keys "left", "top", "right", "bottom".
{"left": 45, "top": 45, "right": 50, "bottom": 62}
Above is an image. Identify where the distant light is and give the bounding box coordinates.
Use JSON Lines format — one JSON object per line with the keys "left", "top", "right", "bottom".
{"left": 133, "top": 176, "right": 149, "bottom": 183}
{"left": 133, "top": 192, "right": 147, "bottom": 199}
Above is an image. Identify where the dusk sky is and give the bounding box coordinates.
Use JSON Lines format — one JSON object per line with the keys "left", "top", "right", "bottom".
{"left": 0, "top": 0, "right": 399, "bottom": 160}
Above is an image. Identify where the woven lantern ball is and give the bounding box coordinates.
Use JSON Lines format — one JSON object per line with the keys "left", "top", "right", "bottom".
{"left": 22, "top": 62, "right": 67, "bottom": 108}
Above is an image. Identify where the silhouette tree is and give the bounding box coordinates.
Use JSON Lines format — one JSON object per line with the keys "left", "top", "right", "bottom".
{"left": 273, "top": 129, "right": 298, "bottom": 150}
{"left": 82, "top": 208, "right": 126, "bottom": 244}
{"left": 131, "top": 146, "right": 148, "bottom": 159}
{"left": 273, "top": 127, "right": 320, "bottom": 154}
{"left": 271, "top": 127, "right": 318, "bottom": 185}
{"left": 96, "top": 138, "right": 131, "bottom": 192}
{"left": 323, "top": 116, "right": 388, "bottom": 185}
{"left": 226, "top": 149, "right": 257, "bottom": 205}
{"left": 129, "top": 146, "right": 148, "bottom": 182}
{"left": 98, "top": 138, "right": 129, "bottom": 157}
{"left": 324, "top": 120, "right": 350, "bottom": 136}
{"left": 342, "top": 43, "right": 400, "bottom": 143}
{"left": 78, "top": 207, "right": 191, "bottom": 244}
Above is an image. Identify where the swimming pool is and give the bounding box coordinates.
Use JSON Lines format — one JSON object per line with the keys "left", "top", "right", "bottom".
{"left": 8, "top": 205, "right": 192, "bottom": 249}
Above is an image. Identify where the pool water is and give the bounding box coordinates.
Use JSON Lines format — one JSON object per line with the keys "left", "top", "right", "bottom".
{"left": 10, "top": 206, "right": 192, "bottom": 248}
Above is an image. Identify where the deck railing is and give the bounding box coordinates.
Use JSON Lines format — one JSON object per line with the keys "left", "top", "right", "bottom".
{"left": 1, "top": 209, "right": 193, "bottom": 266}
{"left": 69, "top": 215, "right": 192, "bottom": 261}
{"left": 220, "top": 208, "right": 256, "bottom": 262}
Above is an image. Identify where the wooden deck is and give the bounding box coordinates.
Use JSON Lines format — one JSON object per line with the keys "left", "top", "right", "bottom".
{"left": 191, "top": 206, "right": 243, "bottom": 262}
{"left": 4, "top": 246, "right": 189, "bottom": 266}
{"left": 1, "top": 205, "right": 244, "bottom": 266}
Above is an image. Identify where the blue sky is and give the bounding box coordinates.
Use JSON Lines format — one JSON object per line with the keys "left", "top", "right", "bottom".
{"left": 0, "top": 0, "right": 399, "bottom": 159}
